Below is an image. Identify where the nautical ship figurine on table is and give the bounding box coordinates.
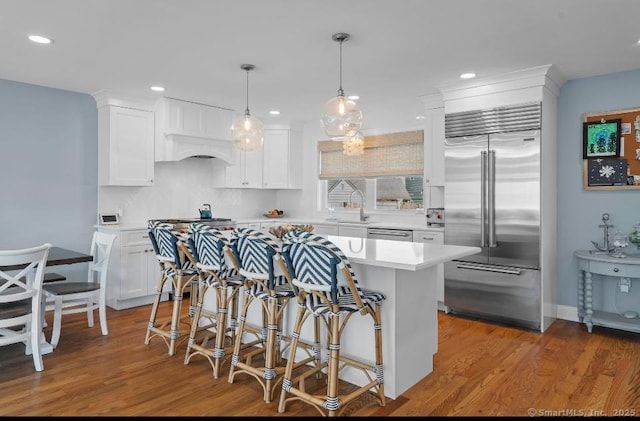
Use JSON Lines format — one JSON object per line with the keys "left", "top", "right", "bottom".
{"left": 590, "top": 213, "right": 616, "bottom": 254}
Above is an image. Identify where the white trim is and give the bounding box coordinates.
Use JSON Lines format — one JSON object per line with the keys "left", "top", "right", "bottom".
{"left": 556, "top": 304, "right": 580, "bottom": 323}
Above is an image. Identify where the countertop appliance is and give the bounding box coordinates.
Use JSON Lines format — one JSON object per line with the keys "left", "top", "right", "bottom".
{"left": 367, "top": 228, "right": 413, "bottom": 242}
{"left": 149, "top": 217, "right": 237, "bottom": 232}
{"left": 443, "top": 102, "right": 542, "bottom": 330}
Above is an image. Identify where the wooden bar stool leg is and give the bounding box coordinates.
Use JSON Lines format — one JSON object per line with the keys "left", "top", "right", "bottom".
{"left": 373, "top": 303, "right": 385, "bottom": 407}
{"left": 228, "top": 293, "right": 255, "bottom": 383}
{"left": 145, "top": 271, "right": 167, "bottom": 345}
{"left": 263, "top": 295, "right": 279, "bottom": 403}
{"left": 212, "top": 285, "right": 229, "bottom": 379}
{"left": 326, "top": 310, "right": 342, "bottom": 416}
{"left": 184, "top": 280, "right": 207, "bottom": 364}
{"left": 168, "top": 276, "right": 186, "bottom": 356}
{"left": 278, "top": 300, "right": 308, "bottom": 413}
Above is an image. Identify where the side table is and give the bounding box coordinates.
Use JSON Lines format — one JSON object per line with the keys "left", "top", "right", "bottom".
{"left": 575, "top": 250, "right": 640, "bottom": 333}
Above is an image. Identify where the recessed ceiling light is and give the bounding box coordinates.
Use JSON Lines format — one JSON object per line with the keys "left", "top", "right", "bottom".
{"left": 460, "top": 73, "right": 476, "bottom": 79}
{"left": 415, "top": 115, "right": 425, "bottom": 120}
{"left": 28, "top": 35, "right": 53, "bottom": 44}
{"left": 269, "top": 110, "right": 280, "bottom": 115}
{"left": 150, "top": 86, "right": 165, "bottom": 92}
{"left": 347, "top": 95, "right": 360, "bottom": 100}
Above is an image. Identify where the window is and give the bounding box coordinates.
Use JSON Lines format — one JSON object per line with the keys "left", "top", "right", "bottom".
{"left": 325, "top": 176, "right": 423, "bottom": 210}
{"left": 318, "top": 130, "right": 424, "bottom": 211}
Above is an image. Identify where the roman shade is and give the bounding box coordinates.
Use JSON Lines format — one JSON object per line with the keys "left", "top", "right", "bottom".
{"left": 318, "top": 130, "right": 424, "bottom": 179}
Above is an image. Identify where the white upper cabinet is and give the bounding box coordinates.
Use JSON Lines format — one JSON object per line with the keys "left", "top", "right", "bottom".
{"left": 94, "top": 92, "right": 155, "bottom": 186}
{"left": 214, "top": 125, "right": 302, "bottom": 189}
{"left": 262, "top": 128, "right": 301, "bottom": 189}
{"left": 421, "top": 93, "right": 445, "bottom": 187}
{"left": 225, "top": 148, "right": 263, "bottom": 188}
{"left": 154, "top": 97, "right": 236, "bottom": 163}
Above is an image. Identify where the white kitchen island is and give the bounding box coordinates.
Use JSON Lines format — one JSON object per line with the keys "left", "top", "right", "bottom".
{"left": 300, "top": 235, "right": 480, "bottom": 400}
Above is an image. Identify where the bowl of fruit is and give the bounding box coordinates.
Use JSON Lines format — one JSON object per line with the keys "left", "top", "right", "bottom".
{"left": 263, "top": 209, "right": 284, "bottom": 218}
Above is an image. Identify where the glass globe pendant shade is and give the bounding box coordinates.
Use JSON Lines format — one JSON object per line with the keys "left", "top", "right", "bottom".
{"left": 321, "top": 94, "right": 363, "bottom": 138}
{"left": 343, "top": 131, "right": 365, "bottom": 156}
{"left": 231, "top": 113, "right": 263, "bottom": 152}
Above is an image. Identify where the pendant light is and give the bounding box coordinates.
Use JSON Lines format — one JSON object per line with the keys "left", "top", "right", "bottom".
{"left": 231, "top": 64, "right": 263, "bottom": 151}
{"left": 343, "top": 131, "right": 365, "bottom": 156}
{"left": 320, "top": 33, "right": 363, "bottom": 138}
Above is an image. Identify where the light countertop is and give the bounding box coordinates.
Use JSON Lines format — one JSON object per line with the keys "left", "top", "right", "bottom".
{"left": 327, "top": 235, "right": 478, "bottom": 271}
{"left": 97, "top": 218, "right": 444, "bottom": 232}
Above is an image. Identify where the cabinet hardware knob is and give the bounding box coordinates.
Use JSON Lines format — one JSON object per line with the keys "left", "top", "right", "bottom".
{"left": 613, "top": 267, "right": 619, "bottom": 272}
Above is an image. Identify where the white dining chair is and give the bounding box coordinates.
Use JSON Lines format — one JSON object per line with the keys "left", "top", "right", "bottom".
{"left": 42, "top": 232, "right": 116, "bottom": 348}
{"left": 0, "top": 243, "right": 51, "bottom": 372}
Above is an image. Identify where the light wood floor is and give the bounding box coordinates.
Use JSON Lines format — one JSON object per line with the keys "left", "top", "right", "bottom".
{"left": 1, "top": 302, "right": 639, "bottom": 417}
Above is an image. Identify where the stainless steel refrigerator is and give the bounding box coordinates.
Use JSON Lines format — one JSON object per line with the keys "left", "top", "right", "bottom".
{"left": 443, "top": 102, "right": 542, "bottom": 330}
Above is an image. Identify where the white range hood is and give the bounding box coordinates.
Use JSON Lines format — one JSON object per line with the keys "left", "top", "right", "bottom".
{"left": 154, "top": 97, "right": 238, "bottom": 164}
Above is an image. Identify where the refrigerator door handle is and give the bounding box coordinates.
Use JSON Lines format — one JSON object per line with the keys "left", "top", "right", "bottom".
{"left": 480, "top": 150, "right": 487, "bottom": 247}
{"left": 456, "top": 262, "right": 521, "bottom": 275}
{"left": 488, "top": 149, "right": 496, "bottom": 247}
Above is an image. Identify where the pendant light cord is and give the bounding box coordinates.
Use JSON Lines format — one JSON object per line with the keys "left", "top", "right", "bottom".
{"left": 245, "top": 69, "right": 250, "bottom": 116}
{"left": 338, "top": 38, "right": 344, "bottom": 97}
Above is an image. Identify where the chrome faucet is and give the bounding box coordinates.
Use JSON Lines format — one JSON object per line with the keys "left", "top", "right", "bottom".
{"left": 348, "top": 189, "right": 369, "bottom": 222}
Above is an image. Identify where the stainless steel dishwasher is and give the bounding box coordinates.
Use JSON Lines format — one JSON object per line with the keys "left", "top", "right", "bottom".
{"left": 366, "top": 228, "right": 413, "bottom": 242}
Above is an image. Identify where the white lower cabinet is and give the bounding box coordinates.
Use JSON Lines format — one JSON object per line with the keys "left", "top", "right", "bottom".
{"left": 236, "top": 221, "right": 281, "bottom": 234}
{"left": 100, "top": 228, "right": 170, "bottom": 310}
{"left": 413, "top": 230, "right": 445, "bottom": 304}
{"left": 312, "top": 224, "right": 339, "bottom": 237}
{"left": 338, "top": 226, "right": 367, "bottom": 238}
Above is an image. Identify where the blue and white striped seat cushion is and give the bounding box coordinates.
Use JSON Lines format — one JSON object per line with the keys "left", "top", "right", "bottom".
{"left": 282, "top": 231, "right": 385, "bottom": 312}
{"left": 188, "top": 223, "right": 242, "bottom": 286}
{"left": 245, "top": 281, "right": 295, "bottom": 300}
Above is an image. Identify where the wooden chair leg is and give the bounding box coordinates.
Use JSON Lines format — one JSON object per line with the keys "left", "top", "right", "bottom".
{"left": 86, "top": 298, "right": 95, "bottom": 327}
{"left": 99, "top": 290, "right": 108, "bottom": 336}
{"left": 50, "top": 296, "right": 64, "bottom": 349}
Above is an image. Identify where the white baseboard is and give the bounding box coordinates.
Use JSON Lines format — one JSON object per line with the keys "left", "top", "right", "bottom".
{"left": 556, "top": 304, "right": 579, "bottom": 323}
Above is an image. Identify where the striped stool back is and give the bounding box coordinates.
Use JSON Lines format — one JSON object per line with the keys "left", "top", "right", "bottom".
{"left": 281, "top": 231, "right": 365, "bottom": 307}
{"left": 231, "top": 227, "right": 282, "bottom": 289}
{"left": 188, "top": 223, "right": 236, "bottom": 277}
{"left": 148, "top": 222, "right": 189, "bottom": 270}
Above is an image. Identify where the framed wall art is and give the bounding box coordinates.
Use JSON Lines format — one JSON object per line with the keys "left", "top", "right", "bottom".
{"left": 582, "top": 119, "right": 621, "bottom": 158}
{"left": 582, "top": 108, "right": 640, "bottom": 190}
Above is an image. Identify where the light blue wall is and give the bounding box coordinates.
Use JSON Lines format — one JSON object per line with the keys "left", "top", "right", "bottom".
{"left": 557, "top": 69, "right": 640, "bottom": 308}
{"left": 0, "top": 78, "right": 97, "bottom": 278}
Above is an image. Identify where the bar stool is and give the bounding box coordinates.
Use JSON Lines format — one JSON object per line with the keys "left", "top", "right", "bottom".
{"left": 184, "top": 222, "right": 247, "bottom": 378}
{"left": 227, "top": 227, "right": 319, "bottom": 403}
{"left": 278, "top": 231, "right": 386, "bottom": 417}
{"left": 145, "top": 222, "right": 199, "bottom": 356}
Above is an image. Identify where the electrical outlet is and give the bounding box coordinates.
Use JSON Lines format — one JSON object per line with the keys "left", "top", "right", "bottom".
{"left": 620, "top": 277, "right": 631, "bottom": 293}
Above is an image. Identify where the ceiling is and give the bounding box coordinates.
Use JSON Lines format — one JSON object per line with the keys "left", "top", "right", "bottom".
{"left": 3, "top": 0, "right": 640, "bottom": 131}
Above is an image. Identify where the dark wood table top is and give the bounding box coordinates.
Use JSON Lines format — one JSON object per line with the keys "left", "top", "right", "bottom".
{"left": 0, "top": 246, "right": 93, "bottom": 271}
